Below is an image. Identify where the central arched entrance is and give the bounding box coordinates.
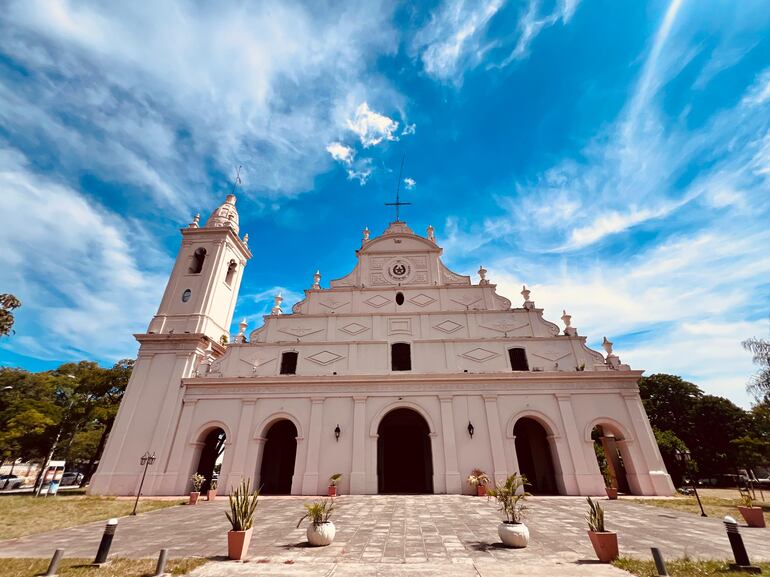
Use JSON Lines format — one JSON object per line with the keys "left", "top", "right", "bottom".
{"left": 259, "top": 420, "right": 298, "bottom": 495}
{"left": 514, "top": 418, "right": 558, "bottom": 495}
{"left": 377, "top": 408, "right": 433, "bottom": 494}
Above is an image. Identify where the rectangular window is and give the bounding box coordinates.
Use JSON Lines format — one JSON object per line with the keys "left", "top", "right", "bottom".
{"left": 391, "top": 343, "right": 412, "bottom": 371}
{"left": 509, "top": 348, "right": 529, "bottom": 371}
{"left": 280, "top": 351, "right": 298, "bottom": 375}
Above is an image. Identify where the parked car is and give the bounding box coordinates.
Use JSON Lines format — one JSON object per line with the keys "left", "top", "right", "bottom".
{"left": 60, "top": 472, "right": 84, "bottom": 486}
{"left": 0, "top": 474, "right": 24, "bottom": 490}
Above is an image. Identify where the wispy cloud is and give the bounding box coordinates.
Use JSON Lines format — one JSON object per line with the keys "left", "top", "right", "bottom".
{"left": 346, "top": 102, "right": 401, "bottom": 148}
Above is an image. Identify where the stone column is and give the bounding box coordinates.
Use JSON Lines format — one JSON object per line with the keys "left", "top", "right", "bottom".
{"left": 555, "top": 393, "right": 597, "bottom": 494}
{"left": 350, "top": 396, "right": 367, "bottom": 494}
{"left": 226, "top": 400, "right": 256, "bottom": 488}
{"left": 483, "top": 395, "right": 508, "bottom": 483}
{"left": 302, "top": 398, "right": 325, "bottom": 494}
{"left": 439, "top": 395, "right": 461, "bottom": 494}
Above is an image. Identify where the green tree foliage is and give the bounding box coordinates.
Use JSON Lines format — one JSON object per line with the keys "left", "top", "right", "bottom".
{"left": 653, "top": 429, "right": 689, "bottom": 488}
{"left": 639, "top": 374, "right": 770, "bottom": 480}
{"left": 743, "top": 328, "right": 770, "bottom": 402}
{"left": 0, "top": 294, "right": 21, "bottom": 337}
{"left": 0, "top": 360, "right": 132, "bottom": 479}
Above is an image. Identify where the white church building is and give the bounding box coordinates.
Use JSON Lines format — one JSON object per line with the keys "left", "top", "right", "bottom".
{"left": 90, "top": 194, "right": 674, "bottom": 497}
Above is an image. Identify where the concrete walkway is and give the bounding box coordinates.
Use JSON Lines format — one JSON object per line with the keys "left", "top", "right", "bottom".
{"left": 0, "top": 495, "right": 767, "bottom": 576}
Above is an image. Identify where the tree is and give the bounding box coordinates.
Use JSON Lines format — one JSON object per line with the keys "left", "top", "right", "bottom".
{"left": 0, "top": 294, "right": 21, "bottom": 337}
{"left": 653, "top": 429, "right": 689, "bottom": 488}
{"left": 743, "top": 324, "right": 770, "bottom": 402}
{"left": 638, "top": 374, "right": 702, "bottom": 437}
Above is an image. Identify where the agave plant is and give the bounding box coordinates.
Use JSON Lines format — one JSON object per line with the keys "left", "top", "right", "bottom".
{"left": 329, "top": 473, "right": 342, "bottom": 487}
{"left": 297, "top": 499, "right": 335, "bottom": 527}
{"left": 586, "top": 497, "right": 606, "bottom": 532}
{"left": 487, "top": 473, "right": 529, "bottom": 523}
{"left": 467, "top": 468, "right": 490, "bottom": 488}
{"left": 190, "top": 473, "right": 206, "bottom": 492}
{"left": 226, "top": 478, "right": 260, "bottom": 531}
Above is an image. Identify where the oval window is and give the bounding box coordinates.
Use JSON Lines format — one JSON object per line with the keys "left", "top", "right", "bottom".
{"left": 182, "top": 289, "right": 192, "bottom": 302}
{"left": 396, "top": 292, "right": 404, "bottom": 305}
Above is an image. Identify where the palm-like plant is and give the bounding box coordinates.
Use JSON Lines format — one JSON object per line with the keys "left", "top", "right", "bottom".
{"left": 297, "top": 499, "right": 334, "bottom": 527}
{"left": 329, "top": 473, "right": 342, "bottom": 487}
{"left": 226, "top": 478, "right": 260, "bottom": 531}
{"left": 586, "top": 497, "right": 606, "bottom": 532}
{"left": 190, "top": 473, "right": 206, "bottom": 492}
{"left": 487, "top": 473, "right": 529, "bottom": 523}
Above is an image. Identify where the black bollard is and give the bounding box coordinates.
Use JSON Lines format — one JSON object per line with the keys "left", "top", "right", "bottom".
{"left": 153, "top": 548, "right": 169, "bottom": 576}
{"left": 92, "top": 518, "right": 118, "bottom": 566}
{"left": 723, "top": 516, "right": 761, "bottom": 573}
{"left": 44, "top": 548, "right": 64, "bottom": 576}
{"left": 651, "top": 547, "right": 669, "bottom": 576}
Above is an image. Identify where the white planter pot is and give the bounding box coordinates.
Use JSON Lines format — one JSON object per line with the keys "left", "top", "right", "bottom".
{"left": 307, "top": 521, "right": 336, "bottom": 546}
{"left": 498, "top": 522, "right": 529, "bottom": 548}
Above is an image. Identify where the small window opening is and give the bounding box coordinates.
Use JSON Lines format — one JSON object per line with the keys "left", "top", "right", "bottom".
{"left": 391, "top": 342, "right": 411, "bottom": 371}
{"left": 396, "top": 292, "right": 405, "bottom": 305}
{"left": 280, "top": 351, "right": 298, "bottom": 375}
{"left": 189, "top": 248, "right": 207, "bottom": 274}
{"left": 509, "top": 347, "right": 529, "bottom": 371}
{"left": 225, "top": 260, "right": 237, "bottom": 286}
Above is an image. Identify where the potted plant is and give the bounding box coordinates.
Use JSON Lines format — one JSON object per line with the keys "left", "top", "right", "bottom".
{"left": 586, "top": 497, "right": 618, "bottom": 562}
{"left": 207, "top": 478, "right": 218, "bottom": 502}
{"left": 486, "top": 473, "right": 530, "bottom": 548}
{"left": 738, "top": 494, "right": 766, "bottom": 528}
{"left": 328, "top": 473, "right": 342, "bottom": 497}
{"left": 189, "top": 473, "right": 205, "bottom": 505}
{"left": 467, "top": 468, "right": 491, "bottom": 497}
{"left": 297, "top": 499, "right": 336, "bottom": 546}
{"left": 603, "top": 468, "right": 618, "bottom": 500}
{"left": 225, "top": 478, "right": 260, "bottom": 560}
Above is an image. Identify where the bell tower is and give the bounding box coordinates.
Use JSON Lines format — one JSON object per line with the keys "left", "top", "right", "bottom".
{"left": 89, "top": 193, "right": 251, "bottom": 496}
{"left": 148, "top": 194, "right": 251, "bottom": 344}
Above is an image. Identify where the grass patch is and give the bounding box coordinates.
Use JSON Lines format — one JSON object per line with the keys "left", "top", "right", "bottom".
{"left": 0, "top": 557, "right": 207, "bottom": 577}
{"left": 614, "top": 557, "right": 770, "bottom": 576}
{"left": 0, "top": 495, "right": 182, "bottom": 540}
{"left": 629, "top": 495, "right": 770, "bottom": 520}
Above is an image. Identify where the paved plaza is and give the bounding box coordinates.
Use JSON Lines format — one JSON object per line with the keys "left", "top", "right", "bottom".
{"left": 0, "top": 495, "right": 768, "bottom": 576}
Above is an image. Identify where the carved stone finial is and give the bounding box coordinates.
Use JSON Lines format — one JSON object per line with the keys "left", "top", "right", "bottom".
{"left": 602, "top": 336, "right": 613, "bottom": 355}
{"left": 362, "top": 227, "right": 370, "bottom": 242}
{"left": 427, "top": 224, "right": 435, "bottom": 243}
{"left": 235, "top": 318, "right": 248, "bottom": 343}
{"left": 478, "top": 265, "right": 489, "bottom": 285}
{"left": 242, "top": 233, "right": 249, "bottom": 245}
{"left": 312, "top": 270, "right": 321, "bottom": 290}
{"left": 189, "top": 213, "right": 200, "bottom": 228}
{"left": 521, "top": 285, "right": 534, "bottom": 309}
{"left": 562, "top": 310, "right": 577, "bottom": 336}
{"left": 271, "top": 293, "right": 283, "bottom": 316}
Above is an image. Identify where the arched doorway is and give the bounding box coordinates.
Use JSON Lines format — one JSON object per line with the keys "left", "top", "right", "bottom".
{"left": 377, "top": 408, "right": 433, "bottom": 494}
{"left": 514, "top": 418, "right": 558, "bottom": 495}
{"left": 592, "top": 424, "right": 630, "bottom": 494}
{"left": 259, "top": 420, "right": 298, "bottom": 495}
{"left": 196, "top": 427, "right": 226, "bottom": 493}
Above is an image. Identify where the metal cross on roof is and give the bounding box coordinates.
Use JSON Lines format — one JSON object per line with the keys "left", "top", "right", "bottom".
{"left": 385, "top": 155, "right": 411, "bottom": 222}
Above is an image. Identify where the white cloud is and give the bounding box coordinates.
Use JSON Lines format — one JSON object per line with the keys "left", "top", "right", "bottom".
{"left": 0, "top": 148, "right": 168, "bottom": 363}
{"left": 404, "top": 177, "right": 416, "bottom": 189}
{"left": 326, "top": 142, "right": 355, "bottom": 164}
{"left": 498, "top": 0, "right": 580, "bottom": 66}
{"left": 346, "top": 102, "right": 400, "bottom": 148}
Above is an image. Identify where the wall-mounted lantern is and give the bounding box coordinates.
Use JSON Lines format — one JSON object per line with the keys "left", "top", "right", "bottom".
{"left": 467, "top": 421, "right": 475, "bottom": 439}
{"left": 334, "top": 424, "right": 341, "bottom": 442}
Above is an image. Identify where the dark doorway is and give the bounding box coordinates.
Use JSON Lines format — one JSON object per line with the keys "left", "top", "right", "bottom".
{"left": 196, "top": 428, "right": 225, "bottom": 493}
{"left": 377, "top": 408, "right": 433, "bottom": 493}
{"left": 391, "top": 343, "right": 411, "bottom": 371}
{"left": 592, "top": 425, "right": 630, "bottom": 493}
{"left": 514, "top": 418, "right": 558, "bottom": 494}
{"left": 508, "top": 348, "right": 529, "bottom": 371}
{"left": 259, "top": 420, "right": 298, "bottom": 495}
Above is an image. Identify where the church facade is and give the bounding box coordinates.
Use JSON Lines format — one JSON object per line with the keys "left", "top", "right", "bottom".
{"left": 90, "top": 194, "right": 674, "bottom": 497}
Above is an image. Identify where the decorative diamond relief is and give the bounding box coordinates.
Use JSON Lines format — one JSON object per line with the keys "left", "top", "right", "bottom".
{"left": 451, "top": 295, "right": 481, "bottom": 307}
{"left": 364, "top": 295, "right": 390, "bottom": 308}
{"left": 306, "top": 350, "right": 344, "bottom": 366}
{"left": 409, "top": 293, "right": 436, "bottom": 307}
{"left": 320, "top": 299, "right": 349, "bottom": 310}
{"left": 434, "top": 320, "right": 463, "bottom": 334}
{"left": 340, "top": 322, "right": 368, "bottom": 336}
{"left": 278, "top": 327, "right": 324, "bottom": 338}
{"left": 479, "top": 321, "right": 529, "bottom": 334}
{"left": 460, "top": 347, "right": 499, "bottom": 362}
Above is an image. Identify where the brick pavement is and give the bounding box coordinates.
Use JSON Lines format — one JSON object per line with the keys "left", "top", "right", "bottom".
{"left": 0, "top": 495, "right": 768, "bottom": 576}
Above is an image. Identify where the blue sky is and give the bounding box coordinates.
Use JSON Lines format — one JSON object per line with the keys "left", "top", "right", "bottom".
{"left": 1, "top": 0, "right": 769, "bottom": 406}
